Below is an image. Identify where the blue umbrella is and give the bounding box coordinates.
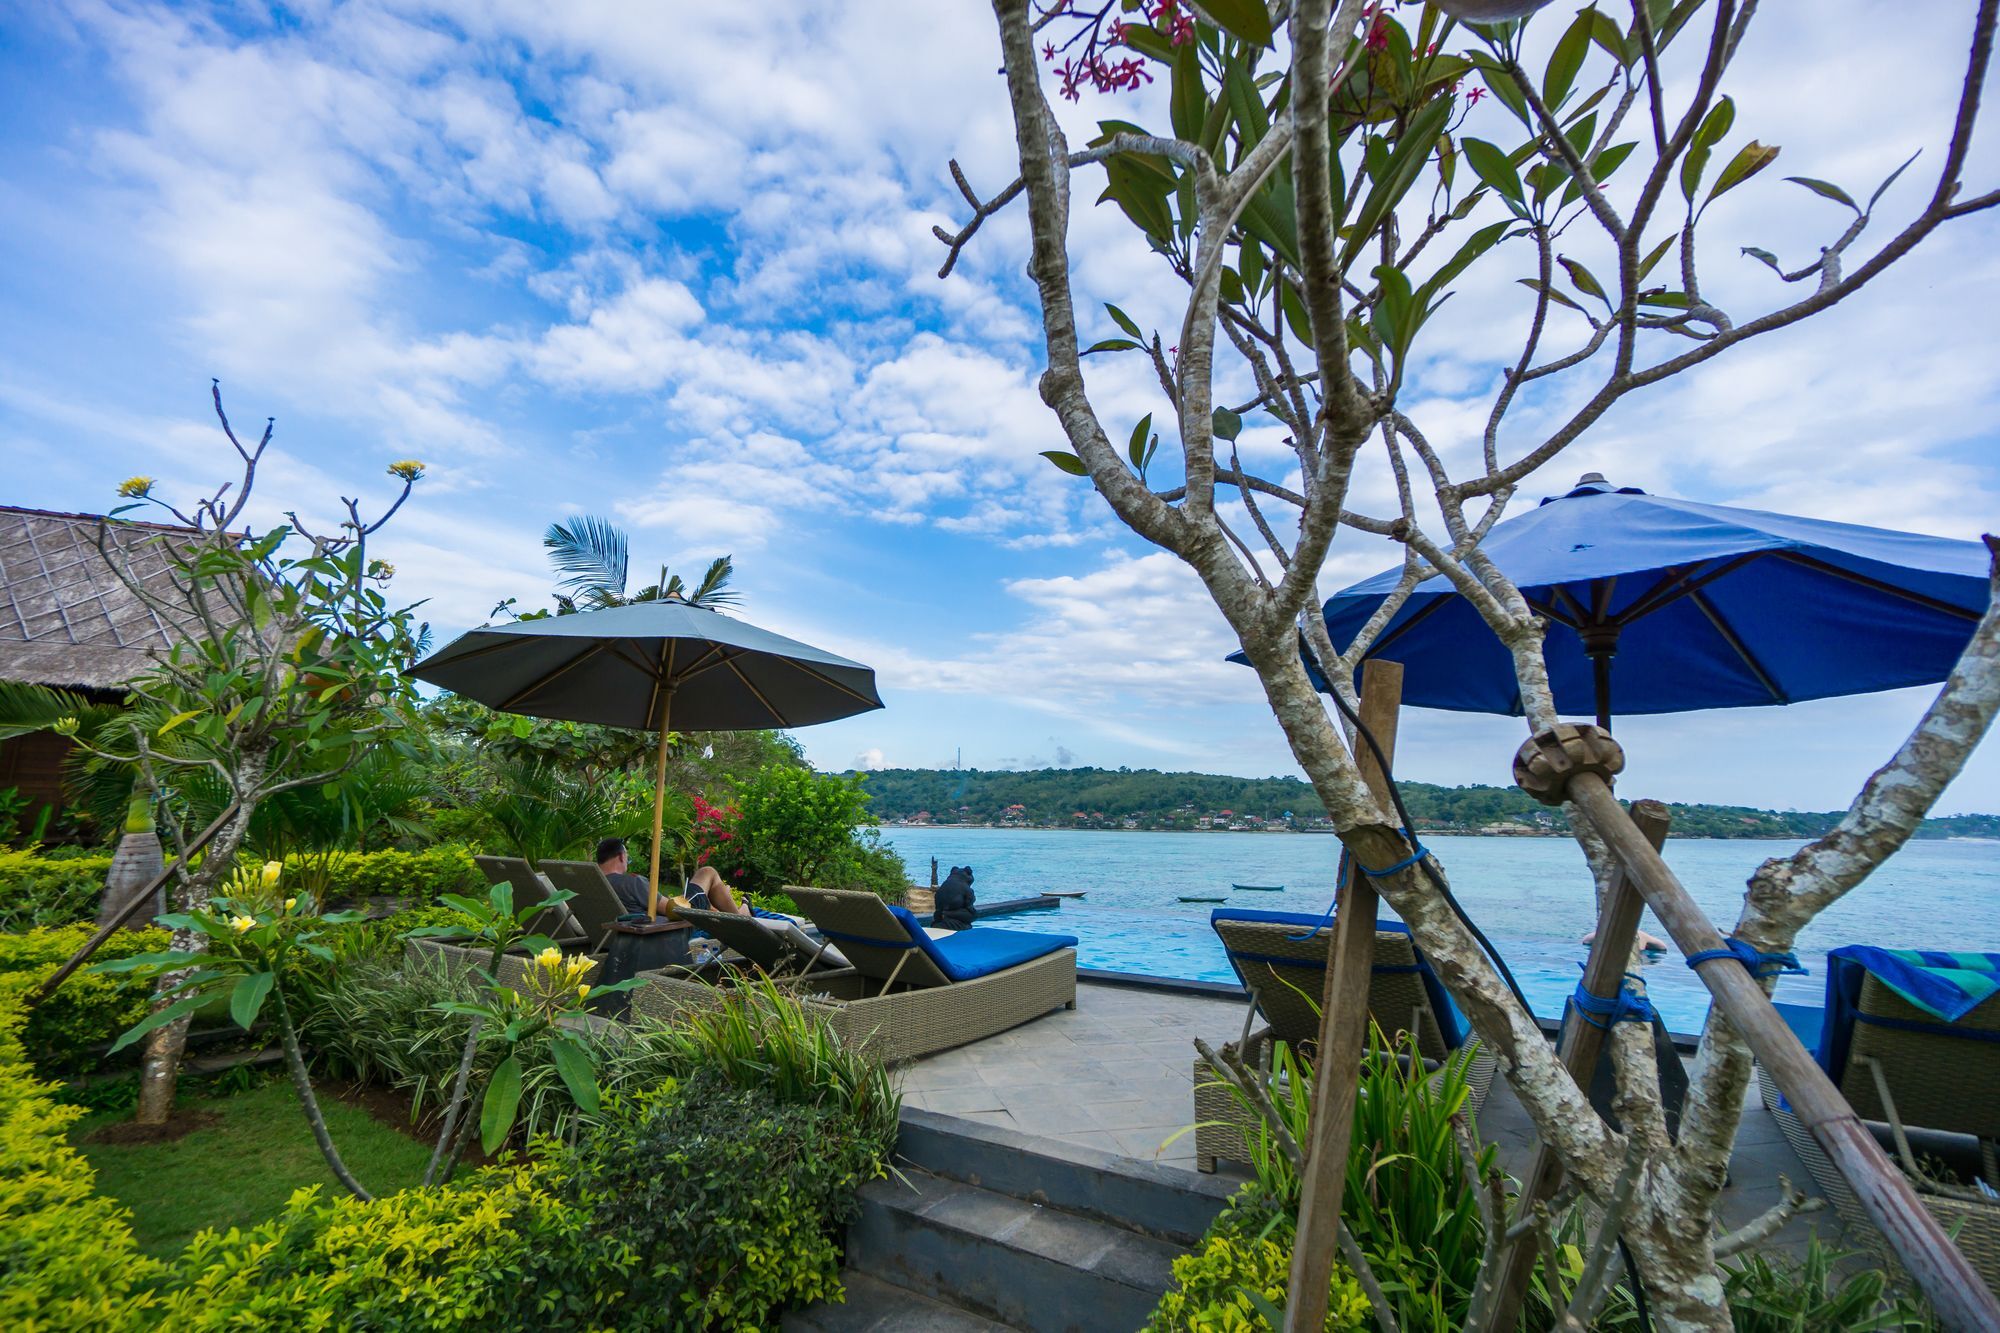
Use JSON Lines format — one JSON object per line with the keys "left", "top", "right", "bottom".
{"left": 1271, "top": 474, "right": 1989, "bottom": 727}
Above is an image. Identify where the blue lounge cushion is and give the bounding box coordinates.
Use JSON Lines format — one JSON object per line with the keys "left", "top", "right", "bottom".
{"left": 879, "top": 904, "right": 1076, "bottom": 983}
{"left": 1209, "top": 906, "right": 1467, "bottom": 1049}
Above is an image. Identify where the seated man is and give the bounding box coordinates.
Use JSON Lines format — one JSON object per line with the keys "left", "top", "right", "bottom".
{"left": 594, "top": 837, "right": 753, "bottom": 918}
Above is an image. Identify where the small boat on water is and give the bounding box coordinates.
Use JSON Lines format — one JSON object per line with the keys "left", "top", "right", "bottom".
{"left": 1179, "top": 894, "right": 1229, "bottom": 903}
{"left": 1231, "top": 883, "right": 1285, "bottom": 892}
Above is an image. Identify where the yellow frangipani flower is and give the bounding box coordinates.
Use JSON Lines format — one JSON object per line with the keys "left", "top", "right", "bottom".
{"left": 230, "top": 915, "right": 256, "bottom": 934}
{"left": 577, "top": 984, "right": 590, "bottom": 1000}
{"left": 116, "top": 476, "right": 155, "bottom": 498}
{"left": 536, "top": 946, "right": 562, "bottom": 971}
{"left": 386, "top": 459, "right": 426, "bottom": 481}
{"left": 261, "top": 861, "right": 284, "bottom": 887}
{"left": 283, "top": 897, "right": 298, "bottom": 912}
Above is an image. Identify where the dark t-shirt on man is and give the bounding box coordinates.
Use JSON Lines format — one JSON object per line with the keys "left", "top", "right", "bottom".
{"left": 604, "top": 870, "right": 652, "bottom": 915}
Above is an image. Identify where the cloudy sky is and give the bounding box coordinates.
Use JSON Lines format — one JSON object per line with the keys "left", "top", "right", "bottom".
{"left": 3, "top": 1, "right": 1996, "bottom": 813}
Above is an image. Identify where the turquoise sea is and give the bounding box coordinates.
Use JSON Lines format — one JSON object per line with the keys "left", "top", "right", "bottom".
{"left": 878, "top": 827, "right": 2000, "bottom": 1033}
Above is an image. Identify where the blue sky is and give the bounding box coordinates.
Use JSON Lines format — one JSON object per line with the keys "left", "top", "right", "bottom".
{"left": 3, "top": 1, "right": 1998, "bottom": 813}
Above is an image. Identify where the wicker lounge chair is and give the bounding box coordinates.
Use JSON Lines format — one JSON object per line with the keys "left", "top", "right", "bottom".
{"left": 625, "top": 905, "right": 861, "bottom": 1018}
{"left": 473, "top": 854, "right": 590, "bottom": 948}
{"left": 1759, "top": 948, "right": 2000, "bottom": 1291}
{"left": 658, "top": 886, "right": 1076, "bottom": 1063}
{"left": 537, "top": 859, "right": 641, "bottom": 948}
{"left": 1194, "top": 907, "right": 1496, "bottom": 1174}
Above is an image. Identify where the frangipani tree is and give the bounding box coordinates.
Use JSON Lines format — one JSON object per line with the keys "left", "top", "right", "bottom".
{"left": 946, "top": 0, "right": 2000, "bottom": 1326}
{"left": 73, "top": 383, "right": 429, "bottom": 1125}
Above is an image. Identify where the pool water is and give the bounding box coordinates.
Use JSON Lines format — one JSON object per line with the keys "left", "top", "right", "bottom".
{"left": 881, "top": 828, "right": 2000, "bottom": 1034}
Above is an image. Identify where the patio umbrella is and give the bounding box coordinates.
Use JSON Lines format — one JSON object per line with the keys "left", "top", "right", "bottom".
{"left": 410, "top": 599, "right": 883, "bottom": 916}
{"left": 1286, "top": 474, "right": 1990, "bottom": 727}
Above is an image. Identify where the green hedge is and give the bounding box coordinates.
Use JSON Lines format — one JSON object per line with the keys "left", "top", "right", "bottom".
{"left": 0, "top": 849, "right": 110, "bottom": 933}
{"left": 0, "top": 926, "right": 168, "bottom": 1074}
{"left": 0, "top": 846, "right": 482, "bottom": 934}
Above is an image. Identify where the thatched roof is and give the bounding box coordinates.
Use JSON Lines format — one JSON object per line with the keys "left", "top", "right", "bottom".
{"left": 0, "top": 506, "right": 207, "bottom": 692}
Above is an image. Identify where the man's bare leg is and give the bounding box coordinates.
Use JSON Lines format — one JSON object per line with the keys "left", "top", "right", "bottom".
{"left": 689, "top": 865, "right": 751, "bottom": 915}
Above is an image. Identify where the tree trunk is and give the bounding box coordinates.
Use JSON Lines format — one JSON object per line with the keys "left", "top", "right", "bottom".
{"left": 133, "top": 779, "right": 259, "bottom": 1126}
{"left": 272, "top": 984, "right": 371, "bottom": 1200}
{"left": 97, "top": 826, "right": 165, "bottom": 931}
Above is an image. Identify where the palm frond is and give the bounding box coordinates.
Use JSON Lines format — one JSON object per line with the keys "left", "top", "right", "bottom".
{"left": 687, "top": 555, "right": 738, "bottom": 607}
{"left": 0, "top": 682, "right": 89, "bottom": 741}
{"left": 543, "top": 515, "right": 629, "bottom": 605}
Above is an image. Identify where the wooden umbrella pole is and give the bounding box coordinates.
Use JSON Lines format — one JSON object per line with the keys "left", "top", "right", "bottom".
{"left": 1287, "top": 660, "right": 1402, "bottom": 1333}
{"left": 645, "top": 690, "right": 673, "bottom": 920}
{"left": 1515, "top": 725, "right": 2000, "bottom": 1332}
{"left": 1483, "top": 800, "right": 1670, "bottom": 1332}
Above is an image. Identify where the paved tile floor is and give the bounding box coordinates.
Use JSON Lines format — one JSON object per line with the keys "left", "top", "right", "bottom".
{"left": 893, "top": 980, "right": 1851, "bottom": 1259}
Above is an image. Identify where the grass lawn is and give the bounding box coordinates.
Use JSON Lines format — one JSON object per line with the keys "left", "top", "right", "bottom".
{"left": 73, "top": 1079, "right": 434, "bottom": 1258}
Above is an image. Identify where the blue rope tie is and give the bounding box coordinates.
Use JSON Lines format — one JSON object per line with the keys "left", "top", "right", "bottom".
{"left": 1571, "top": 972, "right": 1657, "bottom": 1030}
{"left": 1284, "top": 832, "right": 1428, "bottom": 941}
{"left": 1357, "top": 829, "right": 1429, "bottom": 879}
{"left": 1685, "top": 937, "right": 1806, "bottom": 979}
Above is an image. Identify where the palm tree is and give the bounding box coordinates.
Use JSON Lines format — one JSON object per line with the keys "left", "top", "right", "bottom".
{"left": 542, "top": 515, "right": 737, "bottom": 612}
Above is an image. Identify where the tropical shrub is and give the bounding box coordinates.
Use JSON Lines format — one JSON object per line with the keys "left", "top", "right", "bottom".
{"left": 1723, "top": 1238, "right": 1935, "bottom": 1332}
{"left": 0, "top": 846, "right": 480, "bottom": 934}
{"left": 555, "top": 1069, "right": 885, "bottom": 1329}
{"left": 154, "top": 1165, "right": 630, "bottom": 1331}
{"left": 822, "top": 826, "right": 911, "bottom": 899}
{"left": 0, "top": 925, "right": 168, "bottom": 1072}
{"left": 0, "top": 849, "right": 111, "bottom": 932}
{"left": 733, "top": 764, "right": 874, "bottom": 890}
{"left": 1146, "top": 1190, "right": 1370, "bottom": 1332}
{"left": 0, "top": 978, "right": 162, "bottom": 1327}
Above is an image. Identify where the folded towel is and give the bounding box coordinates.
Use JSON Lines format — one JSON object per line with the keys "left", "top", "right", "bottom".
{"left": 1828, "top": 946, "right": 2000, "bottom": 1021}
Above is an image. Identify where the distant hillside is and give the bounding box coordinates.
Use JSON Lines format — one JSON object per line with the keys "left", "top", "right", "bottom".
{"left": 846, "top": 766, "right": 2000, "bottom": 840}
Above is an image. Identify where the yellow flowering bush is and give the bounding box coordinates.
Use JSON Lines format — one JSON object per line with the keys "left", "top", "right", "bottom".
{"left": 0, "top": 926, "right": 167, "bottom": 1072}
{"left": 1146, "top": 1195, "right": 1371, "bottom": 1332}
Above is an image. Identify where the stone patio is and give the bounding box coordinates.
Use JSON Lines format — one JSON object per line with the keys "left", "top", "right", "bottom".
{"left": 892, "top": 978, "right": 1852, "bottom": 1260}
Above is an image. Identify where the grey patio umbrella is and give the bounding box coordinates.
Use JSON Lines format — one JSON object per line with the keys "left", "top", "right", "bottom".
{"left": 409, "top": 599, "right": 883, "bottom": 915}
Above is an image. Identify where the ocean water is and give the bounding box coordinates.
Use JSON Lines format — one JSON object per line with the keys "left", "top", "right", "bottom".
{"left": 879, "top": 827, "right": 2000, "bottom": 1033}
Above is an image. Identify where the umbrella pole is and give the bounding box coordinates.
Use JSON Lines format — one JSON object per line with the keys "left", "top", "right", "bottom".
{"left": 646, "top": 691, "right": 674, "bottom": 920}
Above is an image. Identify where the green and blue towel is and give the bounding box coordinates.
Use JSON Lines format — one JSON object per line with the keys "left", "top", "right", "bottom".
{"left": 1816, "top": 947, "right": 2000, "bottom": 1084}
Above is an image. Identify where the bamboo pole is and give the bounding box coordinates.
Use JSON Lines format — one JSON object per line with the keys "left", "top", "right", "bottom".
{"left": 1287, "top": 661, "right": 1403, "bottom": 1333}
{"left": 29, "top": 802, "right": 242, "bottom": 1006}
{"left": 645, "top": 689, "right": 674, "bottom": 920}
{"left": 1483, "top": 800, "right": 1670, "bottom": 1332}
{"left": 1516, "top": 725, "right": 2000, "bottom": 1332}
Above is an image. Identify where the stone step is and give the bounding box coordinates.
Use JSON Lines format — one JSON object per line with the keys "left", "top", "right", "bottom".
{"left": 781, "top": 1271, "right": 1018, "bottom": 1332}
{"left": 842, "top": 1165, "right": 1186, "bottom": 1333}
{"left": 896, "top": 1107, "right": 1231, "bottom": 1246}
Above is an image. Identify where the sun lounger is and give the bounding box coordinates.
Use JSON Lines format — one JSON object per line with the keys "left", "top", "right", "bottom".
{"left": 648, "top": 886, "right": 1076, "bottom": 1062}
{"left": 1194, "top": 907, "right": 1496, "bottom": 1174}
{"left": 537, "top": 859, "right": 642, "bottom": 949}
{"left": 674, "top": 905, "right": 851, "bottom": 975}
{"left": 472, "top": 854, "right": 591, "bottom": 948}
{"left": 1760, "top": 947, "right": 2000, "bottom": 1289}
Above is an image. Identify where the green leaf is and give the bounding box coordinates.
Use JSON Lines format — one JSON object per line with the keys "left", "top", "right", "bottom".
{"left": 157, "top": 708, "right": 204, "bottom": 737}
{"left": 1461, "top": 138, "right": 1523, "bottom": 206}
{"left": 1127, "top": 414, "right": 1154, "bottom": 469}
{"left": 1785, "top": 176, "right": 1857, "bottom": 211}
{"left": 1708, "top": 140, "right": 1781, "bottom": 204}
{"left": 1680, "top": 96, "right": 1736, "bottom": 202}
{"left": 1083, "top": 338, "right": 1141, "bottom": 355}
{"left": 1585, "top": 8, "right": 1632, "bottom": 66}
{"left": 480, "top": 1054, "right": 523, "bottom": 1155}
{"left": 89, "top": 949, "right": 205, "bottom": 974}
{"left": 229, "top": 971, "right": 275, "bottom": 1030}
{"left": 1742, "top": 246, "right": 1783, "bottom": 274}
{"left": 108, "top": 995, "right": 209, "bottom": 1055}
{"left": 1558, "top": 256, "right": 1607, "bottom": 303}
{"left": 1543, "top": 12, "right": 1593, "bottom": 108}
{"left": 549, "top": 1036, "right": 599, "bottom": 1115}
{"left": 1342, "top": 97, "right": 1452, "bottom": 271}
{"left": 1637, "top": 231, "right": 1678, "bottom": 282}
{"left": 1040, "top": 450, "right": 1089, "bottom": 477}
{"left": 1869, "top": 150, "right": 1921, "bottom": 211}
{"left": 1202, "top": 0, "right": 1274, "bottom": 47}
{"left": 1105, "top": 303, "right": 1145, "bottom": 340}
{"left": 1517, "top": 278, "right": 1586, "bottom": 313}
{"left": 1169, "top": 37, "right": 1205, "bottom": 143}
{"left": 1211, "top": 408, "right": 1242, "bottom": 442}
